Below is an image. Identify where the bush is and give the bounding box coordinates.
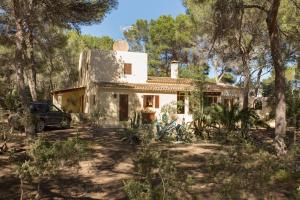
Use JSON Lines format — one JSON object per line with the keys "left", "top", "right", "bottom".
{"left": 124, "top": 140, "right": 193, "bottom": 200}
{"left": 11, "top": 138, "right": 87, "bottom": 199}
{"left": 205, "top": 141, "right": 300, "bottom": 199}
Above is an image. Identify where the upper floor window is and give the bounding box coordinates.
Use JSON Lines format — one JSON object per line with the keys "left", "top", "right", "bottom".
{"left": 124, "top": 63, "right": 132, "bottom": 75}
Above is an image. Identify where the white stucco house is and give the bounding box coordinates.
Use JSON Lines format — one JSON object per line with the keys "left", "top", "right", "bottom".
{"left": 52, "top": 42, "right": 243, "bottom": 127}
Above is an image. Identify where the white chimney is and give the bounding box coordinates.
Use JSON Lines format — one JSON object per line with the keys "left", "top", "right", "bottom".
{"left": 171, "top": 61, "right": 179, "bottom": 79}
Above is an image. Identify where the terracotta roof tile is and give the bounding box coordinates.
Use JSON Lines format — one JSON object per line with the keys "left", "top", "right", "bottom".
{"left": 96, "top": 82, "right": 192, "bottom": 92}
{"left": 147, "top": 76, "right": 193, "bottom": 84}
{"left": 96, "top": 80, "right": 241, "bottom": 93}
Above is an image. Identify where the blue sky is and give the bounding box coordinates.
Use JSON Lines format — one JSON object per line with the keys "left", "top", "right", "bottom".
{"left": 80, "top": 0, "right": 186, "bottom": 39}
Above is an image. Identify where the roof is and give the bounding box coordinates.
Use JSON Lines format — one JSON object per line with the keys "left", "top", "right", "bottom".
{"left": 147, "top": 76, "right": 193, "bottom": 84}
{"left": 51, "top": 78, "right": 241, "bottom": 94}
{"left": 52, "top": 86, "right": 86, "bottom": 94}
{"left": 96, "top": 82, "right": 192, "bottom": 92}
{"left": 96, "top": 80, "right": 241, "bottom": 93}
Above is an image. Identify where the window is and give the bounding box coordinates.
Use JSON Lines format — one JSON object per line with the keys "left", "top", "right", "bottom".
{"left": 253, "top": 99, "right": 263, "bottom": 110}
{"left": 91, "top": 95, "right": 96, "bottom": 105}
{"left": 144, "top": 95, "right": 154, "bottom": 107}
{"left": 204, "top": 96, "right": 218, "bottom": 107}
{"left": 189, "top": 98, "right": 194, "bottom": 114}
{"left": 177, "top": 92, "right": 185, "bottom": 114}
{"left": 124, "top": 63, "right": 132, "bottom": 75}
{"left": 223, "top": 98, "right": 234, "bottom": 107}
{"left": 143, "top": 95, "right": 159, "bottom": 108}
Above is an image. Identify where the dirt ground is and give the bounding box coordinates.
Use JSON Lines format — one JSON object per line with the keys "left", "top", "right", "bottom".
{"left": 0, "top": 126, "right": 221, "bottom": 200}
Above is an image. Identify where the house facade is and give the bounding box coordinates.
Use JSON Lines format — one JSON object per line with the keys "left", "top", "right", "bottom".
{"left": 52, "top": 44, "right": 243, "bottom": 127}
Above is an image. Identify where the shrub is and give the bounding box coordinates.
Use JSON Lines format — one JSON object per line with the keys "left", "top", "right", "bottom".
{"left": 206, "top": 141, "right": 300, "bottom": 199}
{"left": 11, "top": 138, "right": 87, "bottom": 199}
{"left": 124, "top": 140, "right": 193, "bottom": 200}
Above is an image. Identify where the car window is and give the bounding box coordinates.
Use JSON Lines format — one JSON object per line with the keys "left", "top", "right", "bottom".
{"left": 49, "top": 105, "right": 60, "bottom": 112}
{"left": 30, "top": 104, "right": 49, "bottom": 113}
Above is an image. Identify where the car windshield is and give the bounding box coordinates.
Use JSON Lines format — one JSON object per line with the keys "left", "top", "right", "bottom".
{"left": 49, "top": 105, "right": 61, "bottom": 112}
{"left": 30, "top": 103, "right": 49, "bottom": 113}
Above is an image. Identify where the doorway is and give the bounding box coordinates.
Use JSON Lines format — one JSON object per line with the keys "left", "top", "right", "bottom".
{"left": 119, "top": 94, "right": 128, "bottom": 121}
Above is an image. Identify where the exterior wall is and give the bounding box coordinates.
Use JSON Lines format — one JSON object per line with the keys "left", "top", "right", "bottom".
{"left": 249, "top": 97, "right": 271, "bottom": 120}
{"left": 79, "top": 49, "right": 148, "bottom": 86}
{"left": 53, "top": 89, "right": 85, "bottom": 113}
{"left": 78, "top": 51, "right": 91, "bottom": 87}
{"left": 85, "top": 86, "right": 193, "bottom": 127}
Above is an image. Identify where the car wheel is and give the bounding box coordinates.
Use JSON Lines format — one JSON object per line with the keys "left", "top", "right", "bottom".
{"left": 36, "top": 120, "right": 45, "bottom": 132}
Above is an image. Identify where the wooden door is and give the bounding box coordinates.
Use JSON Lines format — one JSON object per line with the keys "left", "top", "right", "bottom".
{"left": 80, "top": 96, "right": 84, "bottom": 113}
{"left": 119, "top": 94, "right": 128, "bottom": 121}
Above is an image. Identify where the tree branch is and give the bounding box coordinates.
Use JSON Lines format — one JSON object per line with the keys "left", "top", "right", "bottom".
{"left": 241, "top": 4, "right": 268, "bottom": 13}
{"left": 289, "top": 0, "right": 300, "bottom": 10}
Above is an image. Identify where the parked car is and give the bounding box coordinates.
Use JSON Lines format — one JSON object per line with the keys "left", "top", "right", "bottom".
{"left": 30, "top": 102, "right": 71, "bottom": 132}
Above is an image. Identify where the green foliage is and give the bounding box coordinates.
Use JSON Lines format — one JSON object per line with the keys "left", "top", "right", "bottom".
{"left": 262, "top": 70, "right": 300, "bottom": 126}
{"left": 206, "top": 141, "right": 300, "bottom": 199}
{"left": 131, "top": 111, "right": 141, "bottom": 129}
{"left": 120, "top": 128, "right": 141, "bottom": 145}
{"left": 199, "top": 103, "right": 268, "bottom": 139}
{"left": 124, "top": 180, "right": 152, "bottom": 200}
{"left": 220, "top": 73, "right": 236, "bottom": 84}
{"left": 123, "top": 19, "right": 149, "bottom": 52}
{"left": 49, "top": 31, "right": 115, "bottom": 89}
{"left": 12, "top": 138, "right": 87, "bottom": 181}
{"left": 124, "top": 141, "right": 193, "bottom": 200}
{"left": 2, "top": 90, "right": 21, "bottom": 111}
{"left": 124, "top": 14, "right": 196, "bottom": 76}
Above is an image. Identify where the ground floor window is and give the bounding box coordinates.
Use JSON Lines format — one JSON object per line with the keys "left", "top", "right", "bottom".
{"left": 143, "top": 95, "right": 159, "bottom": 108}
{"left": 204, "top": 96, "right": 218, "bottom": 107}
{"left": 203, "top": 92, "right": 221, "bottom": 107}
{"left": 177, "top": 92, "right": 185, "bottom": 114}
{"left": 223, "top": 98, "right": 234, "bottom": 107}
{"left": 253, "top": 99, "right": 263, "bottom": 110}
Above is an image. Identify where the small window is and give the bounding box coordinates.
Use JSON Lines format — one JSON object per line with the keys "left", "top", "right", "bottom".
{"left": 124, "top": 63, "right": 132, "bottom": 75}
{"left": 144, "top": 95, "right": 154, "bottom": 108}
{"left": 254, "top": 99, "right": 262, "bottom": 110}
{"left": 204, "top": 96, "right": 218, "bottom": 107}
{"left": 189, "top": 98, "right": 194, "bottom": 114}
{"left": 91, "top": 95, "right": 96, "bottom": 105}
{"left": 223, "top": 98, "right": 233, "bottom": 107}
{"left": 177, "top": 92, "right": 185, "bottom": 114}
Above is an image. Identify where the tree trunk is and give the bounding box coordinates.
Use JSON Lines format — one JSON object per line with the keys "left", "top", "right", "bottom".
{"left": 255, "top": 68, "right": 263, "bottom": 97}
{"left": 242, "top": 55, "right": 250, "bottom": 110}
{"left": 27, "top": 32, "right": 38, "bottom": 101}
{"left": 13, "top": 0, "right": 36, "bottom": 138}
{"left": 267, "top": 0, "right": 287, "bottom": 155}
{"left": 240, "top": 54, "right": 251, "bottom": 135}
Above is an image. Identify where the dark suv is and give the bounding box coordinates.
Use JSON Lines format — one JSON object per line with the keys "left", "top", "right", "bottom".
{"left": 30, "top": 102, "right": 71, "bottom": 132}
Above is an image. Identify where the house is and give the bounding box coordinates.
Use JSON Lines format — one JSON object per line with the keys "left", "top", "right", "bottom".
{"left": 52, "top": 41, "right": 243, "bottom": 127}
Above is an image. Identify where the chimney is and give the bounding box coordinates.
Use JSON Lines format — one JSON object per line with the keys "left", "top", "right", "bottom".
{"left": 171, "top": 61, "right": 179, "bottom": 79}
